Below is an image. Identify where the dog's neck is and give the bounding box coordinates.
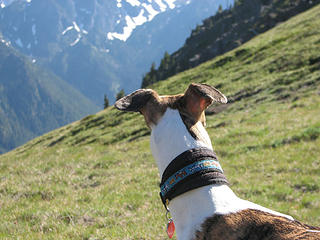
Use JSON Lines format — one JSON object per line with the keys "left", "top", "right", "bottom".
{"left": 150, "top": 108, "right": 213, "bottom": 176}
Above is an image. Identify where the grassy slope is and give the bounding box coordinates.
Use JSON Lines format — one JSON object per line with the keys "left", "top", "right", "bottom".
{"left": 0, "top": 5, "right": 319, "bottom": 240}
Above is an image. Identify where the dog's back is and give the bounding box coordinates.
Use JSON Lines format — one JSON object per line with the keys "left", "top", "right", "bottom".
{"left": 196, "top": 209, "right": 320, "bottom": 240}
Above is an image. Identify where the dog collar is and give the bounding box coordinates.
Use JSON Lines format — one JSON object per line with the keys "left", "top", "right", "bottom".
{"left": 161, "top": 159, "right": 224, "bottom": 196}
{"left": 159, "top": 147, "right": 229, "bottom": 208}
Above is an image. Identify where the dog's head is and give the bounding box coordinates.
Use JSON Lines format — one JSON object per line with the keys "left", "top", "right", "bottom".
{"left": 115, "top": 83, "right": 227, "bottom": 174}
{"left": 115, "top": 83, "right": 227, "bottom": 129}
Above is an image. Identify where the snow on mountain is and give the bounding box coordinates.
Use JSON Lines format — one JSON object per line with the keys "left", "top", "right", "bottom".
{"left": 0, "top": 0, "right": 31, "bottom": 8}
{"left": 107, "top": 0, "right": 187, "bottom": 41}
{"left": 0, "top": 38, "right": 11, "bottom": 47}
{"left": 1, "top": 0, "right": 188, "bottom": 43}
{"left": 0, "top": 0, "right": 14, "bottom": 8}
{"left": 0, "top": 0, "right": 231, "bottom": 104}
{"left": 62, "top": 21, "right": 88, "bottom": 46}
{"left": 0, "top": 0, "right": 230, "bottom": 62}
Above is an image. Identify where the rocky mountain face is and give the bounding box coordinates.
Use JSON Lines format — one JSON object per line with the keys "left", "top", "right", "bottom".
{"left": 0, "top": 0, "right": 229, "bottom": 153}
{"left": 142, "top": 0, "right": 320, "bottom": 87}
{"left": 1, "top": 0, "right": 126, "bottom": 104}
{"left": 0, "top": 0, "right": 229, "bottom": 104}
{"left": 0, "top": 39, "right": 98, "bottom": 153}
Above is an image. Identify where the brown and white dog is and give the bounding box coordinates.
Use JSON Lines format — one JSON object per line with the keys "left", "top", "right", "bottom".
{"left": 115, "top": 83, "right": 320, "bottom": 240}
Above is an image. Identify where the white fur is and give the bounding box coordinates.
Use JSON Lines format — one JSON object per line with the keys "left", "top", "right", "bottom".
{"left": 169, "top": 185, "right": 294, "bottom": 240}
{"left": 150, "top": 108, "right": 294, "bottom": 240}
{"left": 150, "top": 108, "right": 212, "bottom": 176}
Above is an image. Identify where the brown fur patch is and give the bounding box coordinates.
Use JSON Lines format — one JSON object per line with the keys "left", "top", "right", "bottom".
{"left": 141, "top": 91, "right": 216, "bottom": 145}
{"left": 194, "top": 209, "right": 320, "bottom": 240}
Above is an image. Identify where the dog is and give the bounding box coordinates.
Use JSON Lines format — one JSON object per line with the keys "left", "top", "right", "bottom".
{"left": 115, "top": 83, "right": 320, "bottom": 240}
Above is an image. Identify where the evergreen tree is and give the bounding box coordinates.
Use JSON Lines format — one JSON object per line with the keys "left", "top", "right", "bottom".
{"left": 116, "top": 89, "right": 125, "bottom": 101}
{"left": 141, "top": 74, "right": 150, "bottom": 88}
{"left": 103, "top": 94, "right": 109, "bottom": 109}
{"left": 141, "top": 62, "right": 157, "bottom": 88}
{"left": 158, "top": 51, "right": 171, "bottom": 80}
{"left": 234, "top": 0, "right": 244, "bottom": 6}
{"left": 149, "top": 62, "right": 157, "bottom": 82}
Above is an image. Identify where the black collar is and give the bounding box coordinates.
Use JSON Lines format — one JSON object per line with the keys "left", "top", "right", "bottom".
{"left": 159, "top": 147, "right": 229, "bottom": 208}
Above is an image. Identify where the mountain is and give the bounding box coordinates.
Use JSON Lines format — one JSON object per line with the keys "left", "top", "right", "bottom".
{"left": 0, "top": 4, "right": 319, "bottom": 239}
{"left": 142, "top": 0, "right": 320, "bottom": 87}
{"left": 0, "top": 36, "right": 99, "bottom": 153}
{"left": 0, "top": 0, "right": 231, "bottom": 104}
{"left": 0, "top": 0, "right": 230, "bottom": 152}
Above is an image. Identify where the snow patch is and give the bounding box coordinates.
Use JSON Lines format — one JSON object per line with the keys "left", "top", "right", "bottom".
{"left": 62, "top": 22, "right": 84, "bottom": 35}
{"left": 155, "top": 0, "right": 167, "bottom": 12}
{"left": 61, "top": 21, "right": 87, "bottom": 46}
{"left": 70, "top": 34, "right": 81, "bottom": 46}
{"left": 73, "top": 21, "right": 80, "bottom": 33}
{"left": 107, "top": 15, "right": 135, "bottom": 41}
{"left": 107, "top": 0, "right": 178, "bottom": 42}
{"left": 100, "top": 49, "right": 110, "bottom": 53}
{"left": 117, "top": 0, "right": 122, "bottom": 8}
{"left": 0, "top": 0, "right": 31, "bottom": 8}
{"left": 3, "top": 40, "right": 11, "bottom": 46}
{"left": 32, "top": 24, "right": 36, "bottom": 36}
{"left": 107, "top": 9, "right": 151, "bottom": 42}
{"left": 62, "top": 26, "right": 73, "bottom": 35}
{"left": 132, "top": 9, "right": 147, "bottom": 25}
{"left": 142, "top": 3, "right": 159, "bottom": 21}
{"left": 125, "top": 0, "right": 140, "bottom": 7}
{"left": 163, "top": 0, "right": 176, "bottom": 9}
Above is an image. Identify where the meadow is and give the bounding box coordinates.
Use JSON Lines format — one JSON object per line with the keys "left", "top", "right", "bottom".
{"left": 0, "top": 4, "right": 319, "bottom": 239}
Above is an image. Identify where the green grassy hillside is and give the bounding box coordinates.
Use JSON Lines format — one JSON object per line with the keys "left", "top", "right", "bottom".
{"left": 0, "top": 4, "right": 319, "bottom": 240}
{"left": 141, "top": 0, "right": 320, "bottom": 87}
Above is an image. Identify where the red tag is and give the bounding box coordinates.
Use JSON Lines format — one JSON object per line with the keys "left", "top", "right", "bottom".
{"left": 167, "top": 219, "right": 175, "bottom": 239}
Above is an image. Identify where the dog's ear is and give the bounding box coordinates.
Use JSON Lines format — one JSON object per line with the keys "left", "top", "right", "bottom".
{"left": 184, "top": 83, "right": 227, "bottom": 121}
{"left": 114, "top": 89, "right": 154, "bottom": 112}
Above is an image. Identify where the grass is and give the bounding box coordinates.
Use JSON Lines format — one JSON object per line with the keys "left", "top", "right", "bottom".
{"left": 0, "top": 4, "right": 320, "bottom": 240}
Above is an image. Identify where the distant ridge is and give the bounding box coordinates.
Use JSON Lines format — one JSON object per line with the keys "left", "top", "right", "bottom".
{"left": 142, "top": 0, "right": 320, "bottom": 87}
{"left": 0, "top": 40, "right": 99, "bottom": 153}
